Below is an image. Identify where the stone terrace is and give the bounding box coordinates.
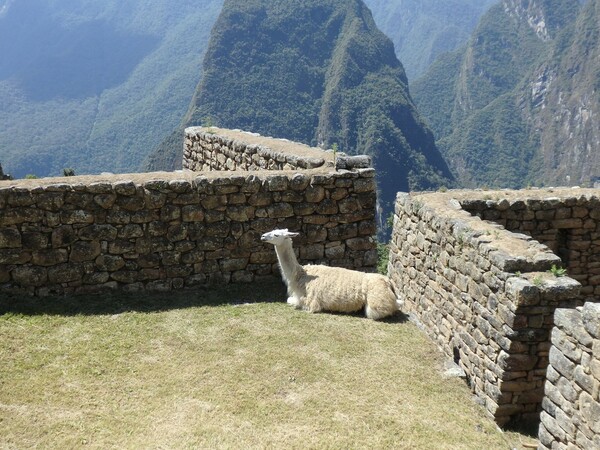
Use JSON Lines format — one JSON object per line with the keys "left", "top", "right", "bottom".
{"left": 389, "top": 188, "right": 599, "bottom": 427}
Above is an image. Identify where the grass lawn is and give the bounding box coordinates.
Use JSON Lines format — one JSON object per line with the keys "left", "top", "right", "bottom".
{"left": 0, "top": 282, "right": 534, "bottom": 449}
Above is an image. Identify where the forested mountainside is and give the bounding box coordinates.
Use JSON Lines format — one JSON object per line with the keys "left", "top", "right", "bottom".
{"left": 0, "top": 0, "right": 222, "bottom": 178}
{"left": 413, "top": 0, "right": 600, "bottom": 188}
{"left": 147, "top": 0, "right": 453, "bottom": 218}
{"left": 0, "top": 0, "right": 494, "bottom": 181}
{"left": 363, "top": 0, "right": 496, "bottom": 81}
{"left": 528, "top": 0, "right": 600, "bottom": 185}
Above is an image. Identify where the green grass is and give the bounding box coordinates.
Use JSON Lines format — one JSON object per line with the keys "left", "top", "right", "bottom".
{"left": 1, "top": 283, "right": 530, "bottom": 449}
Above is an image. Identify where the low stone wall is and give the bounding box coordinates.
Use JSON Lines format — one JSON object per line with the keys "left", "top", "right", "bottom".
{"left": 0, "top": 130, "right": 377, "bottom": 296}
{"left": 184, "top": 127, "right": 330, "bottom": 172}
{"left": 539, "top": 302, "right": 600, "bottom": 449}
{"left": 388, "top": 189, "right": 596, "bottom": 426}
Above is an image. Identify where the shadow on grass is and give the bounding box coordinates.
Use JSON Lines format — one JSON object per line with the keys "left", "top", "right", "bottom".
{"left": 0, "top": 281, "right": 288, "bottom": 317}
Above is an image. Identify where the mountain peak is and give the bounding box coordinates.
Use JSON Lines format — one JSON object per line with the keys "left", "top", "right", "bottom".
{"left": 150, "top": 0, "right": 452, "bottom": 219}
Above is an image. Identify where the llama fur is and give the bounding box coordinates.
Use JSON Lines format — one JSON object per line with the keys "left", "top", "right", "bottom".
{"left": 261, "top": 229, "right": 398, "bottom": 320}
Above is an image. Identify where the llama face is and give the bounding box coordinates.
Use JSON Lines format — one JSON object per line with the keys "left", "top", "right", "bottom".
{"left": 261, "top": 229, "right": 299, "bottom": 245}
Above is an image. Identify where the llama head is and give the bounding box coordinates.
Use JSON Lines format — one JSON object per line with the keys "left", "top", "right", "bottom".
{"left": 261, "top": 229, "right": 299, "bottom": 245}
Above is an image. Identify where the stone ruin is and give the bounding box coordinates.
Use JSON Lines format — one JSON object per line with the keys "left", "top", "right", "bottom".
{"left": 1, "top": 126, "right": 599, "bottom": 448}
{"left": 0, "top": 128, "right": 377, "bottom": 296}
{"left": 389, "top": 189, "right": 599, "bottom": 447}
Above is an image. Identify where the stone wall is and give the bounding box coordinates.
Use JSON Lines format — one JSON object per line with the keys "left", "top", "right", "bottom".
{"left": 461, "top": 193, "right": 600, "bottom": 299}
{"left": 0, "top": 129, "right": 377, "bottom": 296}
{"left": 539, "top": 302, "right": 600, "bottom": 449}
{"left": 388, "top": 189, "right": 598, "bottom": 426}
{"left": 184, "top": 127, "right": 330, "bottom": 172}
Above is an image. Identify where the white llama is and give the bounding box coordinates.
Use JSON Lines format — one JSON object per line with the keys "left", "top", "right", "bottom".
{"left": 261, "top": 229, "right": 398, "bottom": 320}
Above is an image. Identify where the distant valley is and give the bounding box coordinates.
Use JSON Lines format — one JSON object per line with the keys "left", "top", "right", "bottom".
{"left": 1, "top": 0, "right": 599, "bottom": 192}
{"left": 0, "top": 0, "right": 490, "bottom": 179}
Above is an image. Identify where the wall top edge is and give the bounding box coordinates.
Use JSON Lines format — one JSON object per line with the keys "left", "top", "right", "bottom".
{"left": 395, "top": 188, "right": 599, "bottom": 275}
{"left": 406, "top": 187, "right": 600, "bottom": 204}
{"left": 0, "top": 169, "right": 375, "bottom": 192}
{"left": 185, "top": 126, "right": 335, "bottom": 163}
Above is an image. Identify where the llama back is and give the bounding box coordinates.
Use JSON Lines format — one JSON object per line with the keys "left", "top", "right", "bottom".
{"left": 302, "top": 265, "right": 370, "bottom": 313}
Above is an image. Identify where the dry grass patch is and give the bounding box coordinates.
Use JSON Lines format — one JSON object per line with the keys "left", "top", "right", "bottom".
{"left": 1, "top": 283, "right": 531, "bottom": 449}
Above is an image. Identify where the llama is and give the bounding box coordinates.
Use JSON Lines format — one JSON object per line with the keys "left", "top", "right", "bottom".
{"left": 261, "top": 229, "right": 398, "bottom": 320}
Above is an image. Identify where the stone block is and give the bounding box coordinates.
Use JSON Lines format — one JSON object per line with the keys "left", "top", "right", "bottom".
{"left": 118, "top": 224, "right": 144, "bottom": 239}
{"left": 505, "top": 277, "right": 540, "bottom": 305}
{"left": 304, "top": 186, "right": 325, "bottom": 203}
{"left": 550, "top": 346, "right": 576, "bottom": 378}
{"left": 300, "top": 244, "right": 324, "bottom": 260}
{"left": 93, "top": 193, "right": 117, "bottom": 209}
{"left": 0, "top": 228, "right": 21, "bottom": 248}
{"left": 109, "top": 240, "right": 136, "bottom": 255}
{"left": 220, "top": 258, "right": 248, "bottom": 272}
{"left": 79, "top": 224, "right": 118, "bottom": 241}
{"left": 95, "top": 255, "right": 126, "bottom": 272}
{"left": 556, "top": 376, "right": 578, "bottom": 402}
{"left": 574, "top": 366, "right": 595, "bottom": 394}
{"left": 267, "top": 203, "right": 294, "bottom": 218}
{"left": 69, "top": 241, "right": 101, "bottom": 262}
{"left": 227, "top": 206, "right": 255, "bottom": 222}
{"left": 580, "top": 392, "right": 600, "bottom": 433}
{"left": 116, "top": 196, "right": 145, "bottom": 211}
{"left": 12, "top": 266, "right": 47, "bottom": 287}
{"left": 582, "top": 303, "right": 600, "bottom": 339}
{"left": 60, "top": 210, "right": 94, "bottom": 225}
{"left": 110, "top": 271, "right": 140, "bottom": 284}
{"left": 48, "top": 263, "right": 83, "bottom": 284}
{"left": 21, "top": 232, "right": 48, "bottom": 250}
{"left": 325, "top": 244, "right": 345, "bottom": 260}
{"left": 555, "top": 308, "right": 593, "bottom": 347}
{"left": 316, "top": 199, "right": 338, "bottom": 215}
{"left": 552, "top": 327, "right": 583, "bottom": 363}
{"left": 540, "top": 411, "right": 566, "bottom": 442}
{"left": 346, "top": 237, "right": 374, "bottom": 251}
{"left": 113, "top": 181, "right": 136, "bottom": 196}
{"left": 147, "top": 221, "right": 168, "bottom": 237}
{"left": 0, "top": 208, "right": 44, "bottom": 225}
{"left": 160, "top": 205, "right": 181, "bottom": 222}
{"left": 266, "top": 175, "right": 288, "bottom": 191}
{"left": 83, "top": 272, "right": 110, "bottom": 285}
{"left": 288, "top": 173, "right": 309, "bottom": 191}
{"left": 30, "top": 248, "right": 68, "bottom": 267}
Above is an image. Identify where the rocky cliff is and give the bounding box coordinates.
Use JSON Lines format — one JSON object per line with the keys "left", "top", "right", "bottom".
{"left": 413, "top": 0, "right": 593, "bottom": 188}
{"left": 525, "top": 0, "right": 600, "bottom": 185}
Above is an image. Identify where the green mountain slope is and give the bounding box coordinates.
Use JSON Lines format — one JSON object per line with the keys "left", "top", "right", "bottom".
{"left": 363, "top": 0, "right": 496, "bottom": 81}
{"left": 413, "top": 0, "right": 583, "bottom": 188}
{"left": 526, "top": 0, "right": 600, "bottom": 185}
{"left": 148, "top": 0, "right": 453, "bottom": 217}
{"left": 0, "top": 0, "right": 222, "bottom": 178}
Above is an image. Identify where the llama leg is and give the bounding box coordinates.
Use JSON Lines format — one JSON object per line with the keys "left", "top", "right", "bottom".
{"left": 287, "top": 296, "right": 301, "bottom": 307}
{"left": 303, "top": 296, "right": 323, "bottom": 314}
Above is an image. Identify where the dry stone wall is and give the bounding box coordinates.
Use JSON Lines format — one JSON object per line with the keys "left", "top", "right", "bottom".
{"left": 461, "top": 193, "right": 600, "bottom": 300}
{"left": 538, "top": 302, "right": 600, "bottom": 449}
{"left": 0, "top": 129, "right": 377, "bottom": 296}
{"left": 184, "top": 128, "right": 329, "bottom": 172}
{"left": 388, "top": 189, "right": 597, "bottom": 426}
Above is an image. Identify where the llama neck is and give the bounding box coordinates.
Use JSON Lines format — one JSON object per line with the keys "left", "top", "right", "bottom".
{"left": 274, "top": 239, "right": 302, "bottom": 283}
